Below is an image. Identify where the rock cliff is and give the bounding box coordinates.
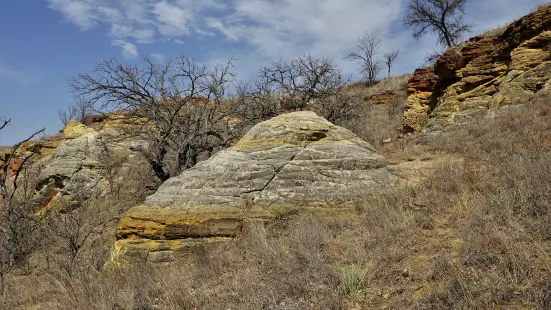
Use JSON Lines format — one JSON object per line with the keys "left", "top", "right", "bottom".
{"left": 114, "top": 111, "right": 397, "bottom": 263}
{"left": 403, "top": 5, "right": 551, "bottom": 132}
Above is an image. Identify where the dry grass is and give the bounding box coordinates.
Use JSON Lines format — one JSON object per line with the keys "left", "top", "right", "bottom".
{"left": 479, "top": 24, "right": 508, "bottom": 38}
{"left": 364, "top": 74, "right": 411, "bottom": 98}
{"left": 2, "top": 85, "right": 551, "bottom": 308}
{"left": 340, "top": 75, "right": 409, "bottom": 151}
{"left": 478, "top": 3, "right": 551, "bottom": 38}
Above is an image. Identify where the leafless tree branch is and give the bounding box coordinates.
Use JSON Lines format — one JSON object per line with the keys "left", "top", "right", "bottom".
{"left": 345, "top": 32, "right": 383, "bottom": 85}
{"left": 403, "top": 0, "right": 471, "bottom": 48}
{"left": 383, "top": 49, "right": 400, "bottom": 78}
{"left": 70, "top": 55, "right": 238, "bottom": 181}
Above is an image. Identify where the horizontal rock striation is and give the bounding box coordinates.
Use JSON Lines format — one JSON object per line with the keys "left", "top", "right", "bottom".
{"left": 403, "top": 5, "right": 551, "bottom": 132}
{"left": 114, "top": 111, "right": 397, "bottom": 263}
{"left": 36, "top": 119, "right": 146, "bottom": 210}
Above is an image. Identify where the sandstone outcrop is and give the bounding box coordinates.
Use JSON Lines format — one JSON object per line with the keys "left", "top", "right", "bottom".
{"left": 36, "top": 120, "right": 143, "bottom": 209}
{"left": 0, "top": 135, "right": 63, "bottom": 177}
{"left": 114, "top": 111, "right": 397, "bottom": 263}
{"left": 36, "top": 121, "right": 110, "bottom": 206}
{"left": 403, "top": 5, "right": 551, "bottom": 132}
{"left": 403, "top": 69, "right": 439, "bottom": 132}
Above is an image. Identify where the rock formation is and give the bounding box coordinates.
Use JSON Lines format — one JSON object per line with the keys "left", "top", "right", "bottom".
{"left": 114, "top": 111, "right": 397, "bottom": 263}
{"left": 403, "top": 5, "right": 551, "bottom": 132}
{"left": 0, "top": 134, "right": 62, "bottom": 177}
{"left": 36, "top": 119, "right": 145, "bottom": 209}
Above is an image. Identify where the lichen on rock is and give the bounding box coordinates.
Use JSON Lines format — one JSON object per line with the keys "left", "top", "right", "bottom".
{"left": 113, "top": 111, "right": 397, "bottom": 263}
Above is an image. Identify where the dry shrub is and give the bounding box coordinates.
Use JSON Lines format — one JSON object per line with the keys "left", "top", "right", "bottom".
{"left": 2, "top": 214, "right": 344, "bottom": 309}
{"left": 363, "top": 74, "right": 411, "bottom": 98}
{"left": 412, "top": 100, "right": 551, "bottom": 307}
{"left": 4, "top": 89, "right": 551, "bottom": 309}
{"left": 342, "top": 94, "right": 407, "bottom": 150}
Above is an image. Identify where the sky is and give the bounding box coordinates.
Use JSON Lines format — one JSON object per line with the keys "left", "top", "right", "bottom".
{"left": 0, "top": 0, "right": 548, "bottom": 145}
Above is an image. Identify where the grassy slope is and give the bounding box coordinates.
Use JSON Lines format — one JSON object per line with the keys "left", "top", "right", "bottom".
{"left": 2, "top": 77, "right": 551, "bottom": 309}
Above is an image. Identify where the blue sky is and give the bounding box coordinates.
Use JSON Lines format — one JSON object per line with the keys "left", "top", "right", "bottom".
{"left": 0, "top": 0, "right": 548, "bottom": 145}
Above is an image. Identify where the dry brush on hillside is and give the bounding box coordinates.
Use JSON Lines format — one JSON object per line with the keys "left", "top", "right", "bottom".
{"left": 2, "top": 81, "right": 551, "bottom": 309}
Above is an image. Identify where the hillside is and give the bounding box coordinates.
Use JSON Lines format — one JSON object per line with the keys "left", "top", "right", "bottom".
{"left": 2, "top": 4, "right": 551, "bottom": 310}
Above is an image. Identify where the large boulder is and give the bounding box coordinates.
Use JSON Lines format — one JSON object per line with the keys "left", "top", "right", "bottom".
{"left": 114, "top": 111, "right": 397, "bottom": 263}
{"left": 403, "top": 5, "right": 551, "bottom": 133}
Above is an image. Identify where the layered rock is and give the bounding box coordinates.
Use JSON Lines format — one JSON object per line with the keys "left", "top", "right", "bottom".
{"left": 403, "top": 5, "right": 551, "bottom": 132}
{"left": 36, "top": 120, "right": 143, "bottom": 209}
{"left": 403, "top": 69, "right": 440, "bottom": 132}
{"left": 114, "top": 111, "right": 397, "bottom": 263}
{"left": 0, "top": 135, "right": 63, "bottom": 177}
{"left": 36, "top": 121, "right": 110, "bottom": 206}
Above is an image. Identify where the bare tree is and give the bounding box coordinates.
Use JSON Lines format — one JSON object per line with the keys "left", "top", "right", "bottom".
{"left": 57, "top": 97, "right": 94, "bottom": 126}
{"left": 0, "top": 121, "right": 45, "bottom": 292}
{"left": 0, "top": 119, "right": 8, "bottom": 132}
{"left": 70, "top": 55, "right": 237, "bottom": 182}
{"left": 403, "top": 0, "right": 471, "bottom": 49}
{"left": 383, "top": 49, "right": 400, "bottom": 78}
{"left": 231, "top": 54, "right": 355, "bottom": 126}
{"left": 345, "top": 32, "right": 382, "bottom": 85}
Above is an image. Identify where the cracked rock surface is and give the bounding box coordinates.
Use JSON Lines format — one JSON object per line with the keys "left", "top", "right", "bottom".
{"left": 114, "top": 111, "right": 397, "bottom": 263}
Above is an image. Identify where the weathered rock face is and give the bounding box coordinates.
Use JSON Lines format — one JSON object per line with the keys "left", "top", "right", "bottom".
{"left": 403, "top": 5, "right": 551, "bottom": 132}
{"left": 0, "top": 135, "right": 62, "bottom": 177}
{"left": 114, "top": 111, "right": 396, "bottom": 263}
{"left": 36, "top": 120, "right": 140, "bottom": 209}
{"left": 37, "top": 121, "right": 107, "bottom": 202}
{"left": 403, "top": 69, "right": 440, "bottom": 132}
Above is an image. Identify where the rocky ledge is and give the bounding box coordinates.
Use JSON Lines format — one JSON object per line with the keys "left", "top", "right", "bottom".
{"left": 114, "top": 111, "right": 397, "bottom": 263}
{"left": 403, "top": 5, "right": 551, "bottom": 132}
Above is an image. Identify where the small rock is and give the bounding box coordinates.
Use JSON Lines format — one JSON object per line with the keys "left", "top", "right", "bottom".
{"left": 402, "top": 268, "right": 410, "bottom": 278}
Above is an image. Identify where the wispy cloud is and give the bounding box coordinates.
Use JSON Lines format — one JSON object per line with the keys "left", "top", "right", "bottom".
{"left": 46, "top": 0, "right": 551, "bottom": 78}
{"left": 111, "top": 40, "right": 138, "bottom": 58}
{"left": 0, "top": 62, "right": 40, "bottom": 84}
{"left": 47, "top": 0, "right": 98, "bottom": 30}
{"left": 46, "top": 0, "right": 226, "bottom": 54}
{"left": 150, "top": 53, "right": 165, "bottom": 63}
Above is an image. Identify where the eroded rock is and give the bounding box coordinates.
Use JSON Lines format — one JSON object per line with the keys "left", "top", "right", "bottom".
{"left": 36, "top": 120, "right": 142, "bottom": 208}
{"left": 403, "top": 5, "right": 551, "bottom": 133}
{"left": 114, "top": 111, "right": 397, "bottom": 263}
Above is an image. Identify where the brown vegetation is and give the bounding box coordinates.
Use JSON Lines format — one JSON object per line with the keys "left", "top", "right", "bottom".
{"left": 2, "top": 68, "right": 550, "bottom": 308}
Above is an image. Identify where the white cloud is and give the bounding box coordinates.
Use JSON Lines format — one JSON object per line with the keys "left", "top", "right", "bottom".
{"left": 0, "top": 62, "right": 40, "bottom": 84}
{"left": 150, "top": 53, "right": 165, "bottom": 63}
{"left": 46, "top": 0, "right": 551, "bottom": 79}
{"left": 111, "top": 40, "right": 138, "bottom": 58}
{"left": 467, "top": 0, "right": 545, "bottom": 35}
{"left": 153, "top": 1, "right": 193, "bottom": 37}
{"left": 205, "top": 0, "right": 403, "bottom": 78}
{"left": 47, "top": 0, "right": 97, "bottom": 30}
{"left": 46, "top": 0, "right": 225, "bottom": 55}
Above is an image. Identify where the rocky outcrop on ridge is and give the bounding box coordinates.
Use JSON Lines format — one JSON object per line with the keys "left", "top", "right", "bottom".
{"left": 0, "top": 135, "right": 63, "bottom": 177}
{"left": 36, "top": 120, "right": 145, "bottom": 209}
{"left": 403, "top": 5, "right": 551, "bottom": 132}
{"left": 114, "top": 111, "right": 397, "bottom": 263}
